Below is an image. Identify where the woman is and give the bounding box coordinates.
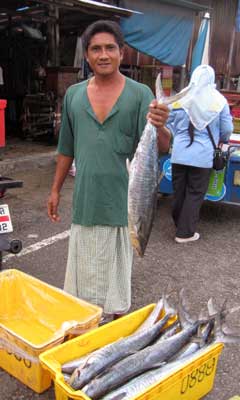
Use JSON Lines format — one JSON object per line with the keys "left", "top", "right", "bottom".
{"left": 167, "top": 65, "right": 233, "bottom": 243}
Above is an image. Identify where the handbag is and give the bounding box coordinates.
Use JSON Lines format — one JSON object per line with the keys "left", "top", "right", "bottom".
{"left": 206, "top": 126, "right": 227, "bottom": 171}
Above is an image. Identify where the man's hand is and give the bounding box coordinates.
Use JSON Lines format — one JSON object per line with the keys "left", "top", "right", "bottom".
{"left": 146, "top": 99, "right": 171, "bottom": 153}
{"left": 147, "top": 99, "right": 169, "bottom": 128}
{"left": 47, "top": 154, "right": 73, "bottom": 222}
{"left": 47, "top": 191, "right": 60, "bottom": 222}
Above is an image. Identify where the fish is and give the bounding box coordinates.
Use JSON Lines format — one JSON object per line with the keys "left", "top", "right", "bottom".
{"left": 83, "top": 320, "right": 202, "bottom": 399}
{"left": 127, "top": 120, "right": 159, "bottom": 257}
{"left": 101, "top": 346, "right": 208, "bottom": 400}
{"left": 62, "top": 354, "right": 91, "bottom": 374}
{"left": 127, "top": 72, "right": 193, "bottom": 257}
{"left": 179, "top": 289, "right": 240, "bottom": 344}
{"left": 62, "top": 373, "right": 71, "bottom": 384}
{"left": 134, "top": 290, "right": 176, "bottom": 333}
{"left": 170, "top": 318, "right": 215, "bottom": 361}
{"left": 179, "top": 289, "right": 240, "bottom": 346}
{"left": 155, "top": 73, "right": 193, "bottom": 107}
{"left": 101, "top": 314, "right": 215, "bottom": 400}
{"left": 69, "top": 313, "right": 172, "bottom": 390}
{"left": 154, "top": 319, "right": 180, "bottom": 342}
{"left": 127, "top": 73, "right": 167, "bottom": 257}
{"left": 134, "top": 298, "right": 165, "bottom": 333}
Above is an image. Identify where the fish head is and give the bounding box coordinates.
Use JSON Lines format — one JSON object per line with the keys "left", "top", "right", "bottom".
{"left": 128, "top": 218, "right": 147, "bottom": 257}
{"left": 83, "top": 379, "right": 103, "bottom": 400}
{"left": 69, "top": 367, "right": 82, "bottom": 389}
{"left": 69, "top": 362, "right": 93, "bottom": 390}
{"left": 130, "top": 234, "right": 145, "bottom": 257}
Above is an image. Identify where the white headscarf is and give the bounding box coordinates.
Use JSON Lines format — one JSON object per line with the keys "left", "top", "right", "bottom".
{"left": 178, "top": 65, "right": 227, "bottom": 131}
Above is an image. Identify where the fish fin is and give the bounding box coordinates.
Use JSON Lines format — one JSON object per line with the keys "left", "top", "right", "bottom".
{"left": 134, "top": 219, "right": 142, "bottom": 234}
{"left": 177, "top": 288, "right": 195, "bottom": 328}
{"left": 207, "top": 298, "right": 240, "bottom": 344}
{"left": 158, "top": 171, "right": 164, "bottom": 186}
{"left": 133, "top": 220, "right": 146, "bottom": 257}
{"left": 215, "top": 327, "right": 240, "bottom": 344}
{"left": 208, "top": 298, "right": 240, "bottom": 321}
{"left": 163, "top": 293, "right": 177, "bottom": 319}
{"left": 221, "top": 301, "right": 240, "bottom": 321}
{"left": 207, "top": 298, "right": 218, "bottom": 317}
{"left": 80, "top": 354, "right": 94, "bottom": 370}
{"left": 126, "top": 158, "right": 131, "bottom": 174}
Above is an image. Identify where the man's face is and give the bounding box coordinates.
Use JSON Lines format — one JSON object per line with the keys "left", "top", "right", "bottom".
{"left": 86, "top": 32, "right": 123, "bottom": 77}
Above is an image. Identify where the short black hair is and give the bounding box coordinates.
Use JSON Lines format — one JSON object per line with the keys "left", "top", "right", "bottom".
{"left": 82, "top": 20, "right": 125, "bottom": 52}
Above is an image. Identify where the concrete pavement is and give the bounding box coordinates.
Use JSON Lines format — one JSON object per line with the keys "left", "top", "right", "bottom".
{"left": 0, "top": 140, "right": 57, "bottom": 175}
{"left": 0, "top": 150, "right": 57, "bottom": 175}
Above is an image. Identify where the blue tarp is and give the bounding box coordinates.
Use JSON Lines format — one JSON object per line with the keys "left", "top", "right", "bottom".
{"left": 120, "top": 1, "right": 195, "bottom": 66}
{"left": 190, "top": 15, "right": 209, "bottom": 75}
{"left": 236, "top": 0, "right": 240, "bottom": 32}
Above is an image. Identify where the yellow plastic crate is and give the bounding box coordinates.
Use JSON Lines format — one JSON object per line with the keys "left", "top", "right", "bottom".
{"left": 40, "top": 305, "right": 223, "bottom": 400}
{"left": 0, "top": 269, "right": 102, "bottom": 393}
{"left": 233, "top": 117, "right": 240, "bottom": 133}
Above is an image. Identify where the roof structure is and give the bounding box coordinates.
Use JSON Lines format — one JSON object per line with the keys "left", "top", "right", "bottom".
{"left": 0, "top": 0, "right": 140, "bottom": 16}
{"left": 0, "top": 0, "right": 141, "bottom": 35}
{"left": 159, "top": 0, "right": 208, "bottom": 12}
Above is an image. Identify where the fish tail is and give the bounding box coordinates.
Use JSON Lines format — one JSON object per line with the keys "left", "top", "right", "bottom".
{"left": 208, "top": 298, "right": 240, "bottom": 344}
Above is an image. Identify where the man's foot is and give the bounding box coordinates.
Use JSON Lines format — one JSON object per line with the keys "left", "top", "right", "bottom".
{"left": 175, "top": 232, "right": 200, "bottom": 243}
{"left": 113, "top": 313, "right": 125, "bottom": 320}
{"left": 99, "top": 314, "right": 114, "bottom": 326}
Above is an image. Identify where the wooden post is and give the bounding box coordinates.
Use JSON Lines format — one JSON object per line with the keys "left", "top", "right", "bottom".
{"left": 224, "top": 0, "right": 238, "bottom": 90}
{"left": 47, "top": 5, "right": 60, "bottom": 66}
{"left": 180, "top": 64, "right": 186, "bottom": 90}
{"left": 225, "top": 26, "right": 236, "bottom": 90}
{"left": 55, "top": 6, "right": 60, "bottom": 67}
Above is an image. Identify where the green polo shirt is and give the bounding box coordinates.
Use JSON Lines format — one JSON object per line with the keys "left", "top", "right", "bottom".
{"left": 58, "top": 76, "right": 154, "bottom": 226}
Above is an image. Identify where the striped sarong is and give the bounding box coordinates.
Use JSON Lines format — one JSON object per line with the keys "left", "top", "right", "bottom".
{"left": 64, "top": 224, "right": 133, "bottom": 315}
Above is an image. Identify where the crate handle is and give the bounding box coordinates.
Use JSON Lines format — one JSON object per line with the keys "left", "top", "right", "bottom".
{"left": 56, "top": 375, "right": 90, "bottom": 400}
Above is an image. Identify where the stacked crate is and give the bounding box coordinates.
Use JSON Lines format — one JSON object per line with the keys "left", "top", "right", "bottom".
{"left": 161, "top": 66, "right": 173, "bottom": 96}
{"left": 231, "top": 107, "right": 240, "bottom": 133}
{"left": 140, "top": 65, "right": 173, "bottom": 96}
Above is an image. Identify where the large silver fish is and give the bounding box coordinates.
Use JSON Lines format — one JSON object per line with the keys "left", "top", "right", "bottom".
{"left": 127, "top": 74, "right": 192, "bottom": 257}
{"left": 127, "top": 119, "right": 159, "bottom": 257}
{"left": 101, "top": 346, "right": 207, "bottom": 400}
{"left": 69, "top": 313, "right": 172, "bottom": 390}
{"left": 83, "top": 321, "right": 201, "bottom": 399}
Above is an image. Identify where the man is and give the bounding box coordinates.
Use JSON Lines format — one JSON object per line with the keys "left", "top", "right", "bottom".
{"left": 47, "top": 20, "right": 170, "bottom": 321}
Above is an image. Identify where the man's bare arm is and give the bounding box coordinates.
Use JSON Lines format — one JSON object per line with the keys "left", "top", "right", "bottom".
{"left": 157, "top": 126, "right": 171, "bottom": 153}
{"left": 47, "top": 154, "right": 73, "bottom": 222}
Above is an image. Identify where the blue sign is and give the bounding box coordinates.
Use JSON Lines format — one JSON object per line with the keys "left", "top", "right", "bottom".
{"left": 205, "top": 183, "right": 226, "bottom": 202}
{"left": 162, "top": 159, "right": 172, "bottom": 181}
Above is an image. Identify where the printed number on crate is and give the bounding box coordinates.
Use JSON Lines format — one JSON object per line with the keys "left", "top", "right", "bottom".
{"left": 6, "top": 351, "right": 32, "bottom": 368}
{"left": 180, "top": 357, "right": 216, "bottom": 394}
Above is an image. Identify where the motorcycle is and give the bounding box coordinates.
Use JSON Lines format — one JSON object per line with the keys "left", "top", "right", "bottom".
{"left": 0, "top": 177, "right": 23, "bottom": 270}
